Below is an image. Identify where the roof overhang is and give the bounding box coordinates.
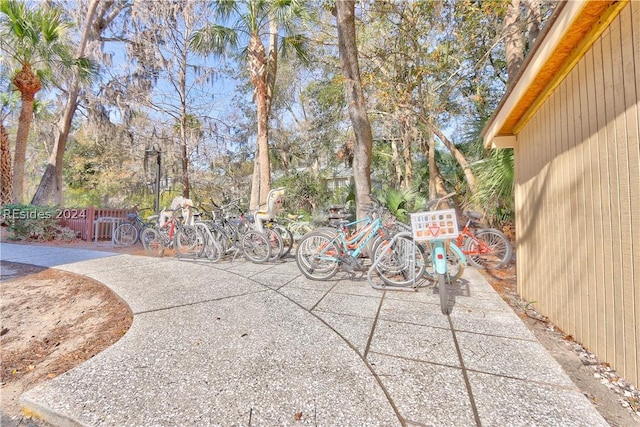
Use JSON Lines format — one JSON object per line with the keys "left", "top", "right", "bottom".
{"left": 482, "top": 0, "right": 628, "bottom": 149}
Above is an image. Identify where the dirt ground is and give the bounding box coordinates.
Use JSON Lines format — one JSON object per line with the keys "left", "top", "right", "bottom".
{"left": 0, "top": 259, "right": 133, "bottom": 426}
{"left": 0, "top": 238, "right": 639, "bottom": 426}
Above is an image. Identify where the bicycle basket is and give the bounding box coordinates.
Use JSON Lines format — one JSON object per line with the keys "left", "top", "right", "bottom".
{"left": 410, "top": 209, "right": 458, "bottom": 241}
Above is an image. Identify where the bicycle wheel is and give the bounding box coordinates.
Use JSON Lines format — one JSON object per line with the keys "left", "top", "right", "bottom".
{"left": 141, "top": 228, "right": 164, "bottom": 257}
{"left": 366, "top": 228, "right": 392, "bottom": 259}
{"left": 272, "top": 224, "right": 293, "bottom": 258}
{"left": 438, "top": 272, "right": 451, "bottom": 315}
{"left": 291, "top": 223, "right": 313, "bottom": 241}
{"left": 464, "top": 229, "right": 512, "bottom": 269}
{"left": 241, "top": 230, "right": 271, "bottom": 263}
{"left": 207, "top": 223, "right": 230, "bottom": 254}
{"left": 295, "top": 233, "right": 340, "bottom": 280}
{"left": 174, "top": 225, "right": 199, "bottom": 255}
{"left": 372, "top": 235, "right": 427, "bottom": 287}
{"left": 113, "top": 223, "right": 138, "bottom": 246}
{"left": 422, "top": 243, "right": 465, "bottom": 282}
{"left": 264, "top": 228, "right": 284, "bottom": 261}
{"left": 140, "top": 227, "right": 154, "bottom": 248}
{"left": 197, "top": 229, "right": 222, "bottom": 262}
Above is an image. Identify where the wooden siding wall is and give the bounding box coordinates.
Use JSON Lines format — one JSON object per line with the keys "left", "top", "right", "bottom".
{"left": 515, "top": 2, "right": 639, "bottom": 387}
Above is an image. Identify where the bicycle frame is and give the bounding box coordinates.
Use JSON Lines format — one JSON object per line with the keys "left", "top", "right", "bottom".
{"left": 153, "top": 218, "right": 176, "bottom": 248}
{"left": 430, "top": 239, "right": 449, "bottom": 275}
{"left": 455, "top": 219, "right": 489, "bottom": 256}
{"left": 133, "top": 216, "right": 148, "bottom": 229}
{"left": 316, "top": 216, "right": 384, "bottom": 263}
{"left": 341, "top": 218, "right": 383, "bottom": 257}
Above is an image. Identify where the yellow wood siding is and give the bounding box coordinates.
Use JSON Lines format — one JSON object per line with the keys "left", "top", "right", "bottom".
{"left": 515, "top": 2, "right": 639, "bottom": 386}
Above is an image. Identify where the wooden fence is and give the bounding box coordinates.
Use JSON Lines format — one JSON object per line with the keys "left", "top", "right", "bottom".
{"left": 58, "top": 207, "right": 135, "bottom": 242}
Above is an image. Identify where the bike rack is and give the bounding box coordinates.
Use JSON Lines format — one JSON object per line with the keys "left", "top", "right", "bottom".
{"left": 176, "top": 222, "right": 223, "bottom": 263}
{"left": 367, "top": 231, "right": 421, "bottom": 291}
{"left": 94, "top": 217, "right": 123, "bottom": 246}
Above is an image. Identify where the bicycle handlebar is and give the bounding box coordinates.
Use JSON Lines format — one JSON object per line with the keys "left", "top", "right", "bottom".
{"left": 205, "top": 199, "right": 243, "bottom": 212}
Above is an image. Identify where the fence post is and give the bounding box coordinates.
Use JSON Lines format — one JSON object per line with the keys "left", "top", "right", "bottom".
{"left": 86, "top": 206, "right": 95, "bottom": 242}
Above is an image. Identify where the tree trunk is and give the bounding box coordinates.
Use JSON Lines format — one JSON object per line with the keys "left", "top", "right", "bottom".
{"left": 401, "top": 120, "right": 414, "bottom": 189}
{"left": 524, "top": 0, "right": 541, "bottom": 45}
{"left": 279, "top": 144, "right": 290, "bottom": 175}
{"left": 426, "top": 122, "right": 478, "bottom": 195}
{"left": 248, "top": 33, "right": 272, "bottom": 206}
{"left": 1, "top": 122, "right": 12, "bottom": 205}
{"left": 12, "top": 89, "right": 38, "bottom": 204}
{"left": 426, "top": 134, "right": 447, "bottom": 201}
{"left": 31, "top": 94, "right": 79, "bottom": 206}
{"left": 31, "top": 164, "right": 56, "bottom": 206}
{"left": 265, "top": 17, "right": 278, "bottom": 115}
{"left": 32, "top": 0, "right": 101, "bottom": 206}
{"left": 181, "top": 137, "right": 190, "bottom": 199}
{"left": 256, "top": 94, "right": 271, "bottom": 206}
{"left": 249, "top": 146, "right": 260, "bottom": 211}
{"left": 390, "top": 137, "right": 403, "bottom": 188}
{"left": 504, "top": 0, "right": 524, "bottom": 84}
{"left": 334, "top": 0, "right": 373, "bottom": 220}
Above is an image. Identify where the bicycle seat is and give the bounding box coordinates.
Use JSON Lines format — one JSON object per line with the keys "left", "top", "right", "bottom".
{"left": 126, "top": 213, "right": 137, "bottom": 220}
{"left": 328, "top": 212, "right": 350, "bottom": 220}
{"left": 465, "top": 211, "right": 483, "bottom": 221}
{"left": 329, "top": 219, "right": 351, "bottom": 227}
{"left": 147, "top": 215, "right": 159, "bottom": 222}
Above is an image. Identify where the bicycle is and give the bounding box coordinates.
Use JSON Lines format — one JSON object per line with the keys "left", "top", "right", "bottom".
{"left": 455, "top": 211, "right": 512, "bottom": 269}
{"left": 410, "top": 195, "right": 466, "bottom": 315}
{"left": 277, "top": 214, "right": 314, "bottom": 242}
{"left": 421, "top": 193, "right": 513, "bottom": 269}
{"left": 264, "top": 219, "right": 293, "bottom": 258}
{"left": 112, "top": 208, "right": 153, "bottom": 246}
{"left": 252, "top": 187, "right": 287, "bottom": 261}
{"left": 141, "top": 206, "right": 199, "bottom": 257}
{"left": 296, "top": 197, "right": 426, "bottom": 285}
{"left": 196, "top": 200, "right": 272, "bottom": 263}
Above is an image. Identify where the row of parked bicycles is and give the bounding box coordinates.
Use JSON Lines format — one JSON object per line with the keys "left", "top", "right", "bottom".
{"left": 112, "top": 188, "right": 298, "bottom": 263}
{"left": 294, "top": 192, "right": 513, "bottom": 314}
{"left": 112, "top": 190, "right": 512, "bottom": 313}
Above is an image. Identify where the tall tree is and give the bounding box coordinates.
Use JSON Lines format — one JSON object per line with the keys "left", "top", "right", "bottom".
{"left": 124, "top": 1, "right": 225, "bottom": 199}
{"left": 0, "top": 0, "right": 88, "bottom": 203}
{"left": 333, "top": 0, "right": 373, "bottom": 220}
{"left": 31, "top": 0, "right": 108, "bottom": 206}
{"left": 192, "top": 0, "right": 309, "bottom": 208}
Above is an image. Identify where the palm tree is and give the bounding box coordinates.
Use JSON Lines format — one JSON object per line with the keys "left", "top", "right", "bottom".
{"left": 0, "top": 0, "right": 84, "bottom": 203}
{"left": 0, "top": 121, "right": 11, "bottom": 204}
{"left": 470, "top": 148, "right": 514, "bottom": 225}
{"left": 191, "top": 0, "right": 309, "bottom": 208}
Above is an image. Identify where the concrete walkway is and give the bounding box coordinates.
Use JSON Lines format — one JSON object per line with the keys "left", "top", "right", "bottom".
{"left": 1, "top": 243, "right": 609, "bottom": 426}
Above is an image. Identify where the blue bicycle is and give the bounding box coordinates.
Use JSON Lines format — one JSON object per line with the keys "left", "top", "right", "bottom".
{"left": 295, "top": 199, "right": 426, "bottom": 284}
{"left": 112, "top": 208, "right": 153, "bottom": 246}
{"left": 410, "top": 195, "right": 466, "bottom": 315}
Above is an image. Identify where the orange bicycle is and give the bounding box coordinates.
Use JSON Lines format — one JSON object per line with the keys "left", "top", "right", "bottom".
{"left": 407, "top": 193, "right": 513, "bottom": 271}
{"left": 455, "top": 211, "right": 512, "bottom": 269}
